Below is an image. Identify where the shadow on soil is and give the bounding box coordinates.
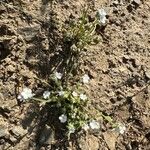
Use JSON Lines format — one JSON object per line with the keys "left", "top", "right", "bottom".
{"left": 0, "top": 1, "right": 82, "bottom": 149}
{"left": 20, "top": 103, "right": 67, "bottom": 149}
{"left": 24, "top": 0, "right": 78, "bottom": 82}
{"left": 20, "top": 102, "right": 83, "bottom": 150}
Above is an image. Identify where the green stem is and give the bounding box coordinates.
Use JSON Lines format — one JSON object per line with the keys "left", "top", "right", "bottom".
{"left": 32, "top": 97, "right": 52, "bottom": 103}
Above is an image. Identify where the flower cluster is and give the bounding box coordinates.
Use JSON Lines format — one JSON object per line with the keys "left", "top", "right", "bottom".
{"left": 59, "top": 114, "right": 67, "bottom": 123}
{"left": 80, "top": 93, "right": 87, "bottom": 101}
{"left": 43, "top": 91, "right": 50, "bottom": 99}
{"left": 82, "top": 120, "right": 100, "bottom": 131}
{"left": 115, "top": 124, "right": 126, "bottom": 134}
{"left": 82, "top": 74, "right": 90, "bottom": 84}
{"left": 72, "top": 91, "right": 78, "bottom": 97}
{"left": 17, "top": 72, "right": 93, "bottom": 134}
{"left": 97, "top": 9, "right": 107, "bottom": 24}
{"left": 18, "top": 88, "right": 34, "bottom": 101}
{"left": 55, "top": 72, "right": 62, "bottom": 80}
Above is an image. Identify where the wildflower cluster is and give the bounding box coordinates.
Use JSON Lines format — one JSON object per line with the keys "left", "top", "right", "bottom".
{"left": 17, "top": 72, "right": 101, "bottom": 134}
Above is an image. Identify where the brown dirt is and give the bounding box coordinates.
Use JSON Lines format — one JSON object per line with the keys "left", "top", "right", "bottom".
{"left": 0, "top": 0, "right": 150, "bottom": 150}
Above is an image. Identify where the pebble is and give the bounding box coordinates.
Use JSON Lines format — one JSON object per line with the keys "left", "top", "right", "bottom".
{"left": 132, "top": 0, "right": 141, "bottom": 5}
{"left": 145, "top": 70, "right": 150, "bottom": 79}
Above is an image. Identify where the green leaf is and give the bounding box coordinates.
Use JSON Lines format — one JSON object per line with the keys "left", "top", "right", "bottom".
{"left": 103, "top": 115, "right": 113, "bottom": 122}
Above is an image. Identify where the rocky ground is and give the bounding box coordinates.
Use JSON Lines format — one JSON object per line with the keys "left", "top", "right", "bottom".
{"left": 0, "top": 0, "right": 150, "bottom": 150}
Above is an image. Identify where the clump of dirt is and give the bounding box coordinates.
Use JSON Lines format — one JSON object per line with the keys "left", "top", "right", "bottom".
{"left": 0, "top": 0, "right": 150, "bottom": 150}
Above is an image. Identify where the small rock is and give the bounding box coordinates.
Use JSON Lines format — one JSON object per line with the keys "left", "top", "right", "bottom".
{"left": 10, "top": 126, "right": 27, "bottom": 138}
{"left": 145, "top": 70, "right": 150, "bottom": 79}
{"left": 9, "top": 135, "right": 17, "bottom": 143}
{"left": 4, "top": 58, "right": 11, "bottom": 63}
{"left": 41, "top": 39, "right": 49, "bottom": 50}
{"left": 113, "top": 0, "right": 119, "bottom": 5}
{"left": 18, "top": 25, "right": 40, "bottom": 41}
{"left": 0, "top": 139, "right": 5, "bottom": 144}
{"left": 78, "top": 135, "right": 99, "bottom": 150}
{"left": 7, "top": 65, "right": 15, "bottom": 72}
{"left": 135, "top": 59, "right": 141, "bottom": 67}
{"left": 103, "top": 131, "right": 118, "bottom": 150}
{"left": 132, "top": 0, "right": 141, "bottom": 5}
{"left": 89, "top": 70, "right": 97, "bottom": 78}
{"left": 87, "top": 135, "right": 99, "bottom": 150}
{"left": 118, "top": 66, "right": 129, "bottom": 75}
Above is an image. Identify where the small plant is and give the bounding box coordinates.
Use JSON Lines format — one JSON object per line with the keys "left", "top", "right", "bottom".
{"left": 63, "top": 7, "right": 107, "bottom": 54}
{"left": 17, "top": 8, "right": 112, "bottom": 138}
{"left": 18, "top": 72, "right": 100, "bottom": 136}
{"left": 62, "top": 8, "right": 102, "bottom": 80}
{"left": 64, "top": 9, "right": 98, "bottom": 51}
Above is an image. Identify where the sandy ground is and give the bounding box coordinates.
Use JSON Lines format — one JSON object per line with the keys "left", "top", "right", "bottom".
{"left": 0, "top": 0, "right": 150, "bottom": 149}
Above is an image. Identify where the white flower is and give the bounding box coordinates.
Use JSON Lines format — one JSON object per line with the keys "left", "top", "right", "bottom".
{"left": 80, "top": 94, "right": 87, "bottom": 101}
{"left": 72, "top": 113, "right": 76, "bottom": 118}
{"left": 115, "top": 124, "right": 126, "bottom": 134}
{"left": 68, "top": 124, "right": 75, "bottom": 134}
{"left": 58, "top": 91, "right": 65, "bottom": 96}
{"left": 82, "top": 124, "right": 90, "bottom": 131}
{"left": 72, "top": 91, "right": 78, "bottom": 97}
{"left": 69, "top": 127, "right": 75, "bottom": 134}
{"left": 82, "top": 74, "right": 90, "bottom": 84}
{"left": 59, "top": 114, "right": 67, "bottom": 123}
{"left": 98, "top": 9, "right": 107, "bottom": 24}
{"left": 43, "top": 91, "right": 50, "bottom": 99}
{"left": 89, "top": 120, "right": 100, "bottom": 129}
{"left": 55, "top": 72, "right": 62, "bottom": 79}
{"left": 18, "top": 88, "right": 34, "bottom": 101}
